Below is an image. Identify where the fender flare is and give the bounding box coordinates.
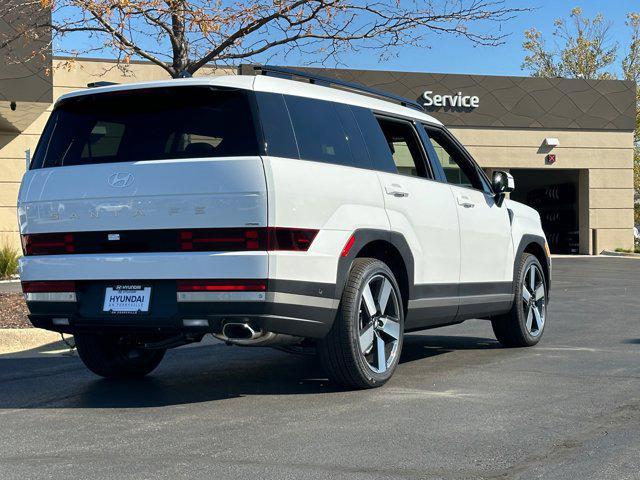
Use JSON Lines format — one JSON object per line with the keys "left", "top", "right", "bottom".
{"left": 335, "top": 229, "right": 415, "bottom": 301}
{"left": 513, "top": 234, "right": 551, "bottom": 297}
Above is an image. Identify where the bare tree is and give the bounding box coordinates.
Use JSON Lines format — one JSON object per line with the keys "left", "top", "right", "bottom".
{"left": 1, "top": 0, "right": 528, "bottom": 78}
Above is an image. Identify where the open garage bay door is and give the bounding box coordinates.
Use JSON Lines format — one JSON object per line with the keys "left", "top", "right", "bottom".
{"left": 509, "top": 169, "right": 580, "bottom": 254}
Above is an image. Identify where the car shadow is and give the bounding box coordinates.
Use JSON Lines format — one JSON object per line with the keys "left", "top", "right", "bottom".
{"left": 0, "top": 334, "right": 499, "bottom": 409}
{"left": 400, "top": 334, "right": 500, "bottom": 363}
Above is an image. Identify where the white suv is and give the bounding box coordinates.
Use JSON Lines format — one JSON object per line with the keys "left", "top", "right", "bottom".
{"left": 18, "top": 66, "right": 551, "bottom": 388}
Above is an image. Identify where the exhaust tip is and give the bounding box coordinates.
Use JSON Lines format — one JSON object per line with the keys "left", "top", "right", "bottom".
{"left": 222, "top": 322, "right": 259, "bottom": 340}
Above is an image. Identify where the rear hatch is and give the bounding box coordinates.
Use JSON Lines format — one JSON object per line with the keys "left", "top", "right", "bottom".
{"left": 19, "top": 85, "right": 267, "bottom": 242}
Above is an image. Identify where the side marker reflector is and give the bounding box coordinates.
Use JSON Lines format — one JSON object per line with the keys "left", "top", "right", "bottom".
{"left": 341, "top": 234, "right": 356, "bottom": 257}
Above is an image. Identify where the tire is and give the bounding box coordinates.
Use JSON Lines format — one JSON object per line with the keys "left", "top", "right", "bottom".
{"left": 318, "top": 258, "right": 404, "bottom": 389}
{"left": 75, "top": 334, "right": 166, "bottom": 379}
{"left": 492, "top": 253, "right": 548, "bottom": 347}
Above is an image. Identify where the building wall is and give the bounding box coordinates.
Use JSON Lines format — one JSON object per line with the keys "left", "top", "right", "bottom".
{"left": 450, "top": 127, "right": 635, "bottom": 253}
{"left": 0, "top": 60, "right": 635, "bottom": 253}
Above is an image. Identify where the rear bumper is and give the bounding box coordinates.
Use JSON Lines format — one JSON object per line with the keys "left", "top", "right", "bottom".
{"left": 26, "top": 279, "right": 338, "bottom": 339}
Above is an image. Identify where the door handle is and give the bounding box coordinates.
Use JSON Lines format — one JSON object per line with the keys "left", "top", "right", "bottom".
{"left": 385, "top": 185, "right": 409, "bottom": 198}
{"left": 457, "top": 195, "right": 475, "bottom": 208}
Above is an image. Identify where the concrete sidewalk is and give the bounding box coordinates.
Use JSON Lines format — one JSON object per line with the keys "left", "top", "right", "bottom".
{"left": 0, "top": 280, "right": 21, "bottom": 293}
{"left": 0, "top": 328, "right": 69, "bottom": 355}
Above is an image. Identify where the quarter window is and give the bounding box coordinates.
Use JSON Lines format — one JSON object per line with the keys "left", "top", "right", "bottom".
{"left": 284, "top": 96, "right": 352, "bottom": 166}
{"left": 254, "top": 92, "right": 299, "bottom": 159}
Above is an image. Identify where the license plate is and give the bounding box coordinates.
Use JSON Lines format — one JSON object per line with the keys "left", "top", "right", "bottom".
{"left": 103, "top": 285, "right": 151, "bottom": 314}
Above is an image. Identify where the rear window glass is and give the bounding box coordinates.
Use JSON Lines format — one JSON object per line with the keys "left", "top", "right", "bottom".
{"left": 31, "top": 87, "right": 258, "bottom": 169}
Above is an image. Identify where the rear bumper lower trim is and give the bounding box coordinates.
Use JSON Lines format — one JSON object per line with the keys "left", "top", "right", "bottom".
{"left": 177, "top": 291, "right": 266, "bottom": 302}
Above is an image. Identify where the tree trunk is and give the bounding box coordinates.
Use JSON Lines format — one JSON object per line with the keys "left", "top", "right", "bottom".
{"left": 169, "top": 0, "right": 189, "bottom": 77}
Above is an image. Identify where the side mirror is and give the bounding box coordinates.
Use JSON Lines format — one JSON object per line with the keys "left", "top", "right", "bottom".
{"left": 492, "top": 170, "right": 514, "bottom": 207}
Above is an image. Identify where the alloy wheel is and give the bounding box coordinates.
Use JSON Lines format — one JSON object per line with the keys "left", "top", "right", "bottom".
{"left": 522, "top": 264, "right": 546, "bottom": 337}
{"left": 358, "top": 274, "right": 401, "bottom": 373}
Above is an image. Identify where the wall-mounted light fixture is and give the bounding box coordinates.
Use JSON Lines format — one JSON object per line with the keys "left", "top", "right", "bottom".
{"left": 543, "top": 137, "right": 560, "bottom": 147}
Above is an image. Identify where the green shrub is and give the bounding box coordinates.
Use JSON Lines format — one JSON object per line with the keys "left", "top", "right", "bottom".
{"left": 0, "top": 243, "right": 20, "bottom": 279}
{"left": 615, "top": 247, "right": 640, "bottom": 254}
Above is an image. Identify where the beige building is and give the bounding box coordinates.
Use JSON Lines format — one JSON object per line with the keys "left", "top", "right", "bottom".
{"left": 0, "top": 59, "right": 636, "bottom": 254}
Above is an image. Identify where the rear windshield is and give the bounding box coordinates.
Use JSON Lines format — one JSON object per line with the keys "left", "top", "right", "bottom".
{"left": 31, "top": 86, "right": 258, "bottom": 169}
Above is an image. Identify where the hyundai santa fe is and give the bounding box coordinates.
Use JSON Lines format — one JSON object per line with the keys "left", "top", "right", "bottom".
{"left": 18, "top": 65, "right": 551, "bottom": 388}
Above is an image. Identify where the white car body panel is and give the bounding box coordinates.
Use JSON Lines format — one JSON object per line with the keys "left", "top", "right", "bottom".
{"left": 506, "top": 198, "right": 547, "bottom": 249}
{"left": 262, "top": 156, "right": 389, "bottom": 285}
{"left": 19, "top": 157, "right": 269, "bottom": 280}
{"left": 19, "top": 251, "right": 268, "bottom": 282}
{"left": 18, "top": 157, "right": 267, "bottom": 233}
{"left": 377, "top": 172, "right": 461, "bottom": 285}
{"left": 451, "top": 185, "right": 514, "bottom": 283}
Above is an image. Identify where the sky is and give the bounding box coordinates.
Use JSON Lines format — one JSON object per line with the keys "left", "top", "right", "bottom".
{"left": 55, "top": 0, "right": 638, "bottom": 78}
{"left": 324, "top": 0, "right": 638, "bottom": 77}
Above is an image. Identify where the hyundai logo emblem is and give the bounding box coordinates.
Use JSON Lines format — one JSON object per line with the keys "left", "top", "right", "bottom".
{"left": 108, "top": 172, "right": 134, "bottom": 188}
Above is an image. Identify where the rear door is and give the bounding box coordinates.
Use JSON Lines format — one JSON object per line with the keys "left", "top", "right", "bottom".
{"left": 367, "top": 114, "right": 461, "bottom": 329}
{"left": 19, "top": 86, "right": 267, "bottom": 236}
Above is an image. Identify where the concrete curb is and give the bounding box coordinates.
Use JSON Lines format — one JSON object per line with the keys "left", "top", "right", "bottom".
{"left": 601, "top": 250, "right": 640, "bottom": 258}
{"left": 0, "top": 328, "right": 71, "bottom": 355}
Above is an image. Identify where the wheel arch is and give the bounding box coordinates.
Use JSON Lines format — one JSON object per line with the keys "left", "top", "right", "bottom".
{"left": 336, "top": 229, "right": 414, "bottom": 315}
{"left": 515, "top": 234, "right": 551, "bottom": 297}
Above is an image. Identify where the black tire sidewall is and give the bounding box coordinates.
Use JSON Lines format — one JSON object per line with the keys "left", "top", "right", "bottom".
{"left": 346, "top": 260, "right": 404, "bottom": 386}
{"left": 75, "top": 334, "right": 165, "bottom": 378}
{"left": 515, "top": 255, "right": 547, "bottom": 345}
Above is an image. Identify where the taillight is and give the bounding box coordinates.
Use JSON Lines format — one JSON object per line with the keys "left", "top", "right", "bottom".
{"left": 22, "top": 233, "right": 74, "bottom": 255}
{"left": 177, "top": 279, "right": 267, "bottom": 292}
{"left": 21, "top": 281, "right": 76, "bottom": 293}
{"left": 179, "top": 228, "right": 267, "bottom": 251}
{"left": 268, "top": 228, "right": 318, "bottom": 251}
{"left": 178, "top": 228, "right": 318, "bottom": 252}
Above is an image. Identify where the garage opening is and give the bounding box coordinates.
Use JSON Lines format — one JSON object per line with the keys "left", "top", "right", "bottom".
{"left": 508, "top": 169, "right": 580, "bottom": 254}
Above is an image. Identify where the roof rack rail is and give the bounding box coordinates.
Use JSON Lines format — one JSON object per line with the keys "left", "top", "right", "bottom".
{"left": 87, "top": 81, "right": 119, "bottom": 88}
{"left": 250, "top": 64, "right": 425, "bottom": 113}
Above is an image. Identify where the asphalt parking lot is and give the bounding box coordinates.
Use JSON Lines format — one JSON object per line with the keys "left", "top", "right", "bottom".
{"left": 1, "top": 257, "right": 639, "bottom": 480}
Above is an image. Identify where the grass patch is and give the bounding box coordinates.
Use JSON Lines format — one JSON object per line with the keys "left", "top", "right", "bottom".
{"left": 615, "top": 247, "right": 640, "bottom": 254}
{"left": 0, "top": 243, "right": 20, "bottom": 279}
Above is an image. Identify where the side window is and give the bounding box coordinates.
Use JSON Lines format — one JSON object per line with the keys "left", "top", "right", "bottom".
{"left": 284, "top": 95, "right": 352, "bottom": 166}
{"left": 423, "top": 127, "right": 486, "bottom": 191}
{"left": 376, "top": 117, "right": 431, "bottom": 179}
{"left": 334, "top": 103, "right": 372, "bottom": 169}
{"left": 254, "top": 92, "right": 299, "bottom": 159}
{"left": 350, "top": 106, "right": 396, "bottom": 173}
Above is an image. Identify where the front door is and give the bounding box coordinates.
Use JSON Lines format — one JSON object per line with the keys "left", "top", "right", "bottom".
{"left": 422, "top": 126, "right": 514, "bottom": 318}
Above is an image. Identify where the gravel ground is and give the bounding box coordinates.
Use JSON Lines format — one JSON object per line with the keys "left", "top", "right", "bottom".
{"left": 0, "top": 293, "right": 30, "bottom": 329}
